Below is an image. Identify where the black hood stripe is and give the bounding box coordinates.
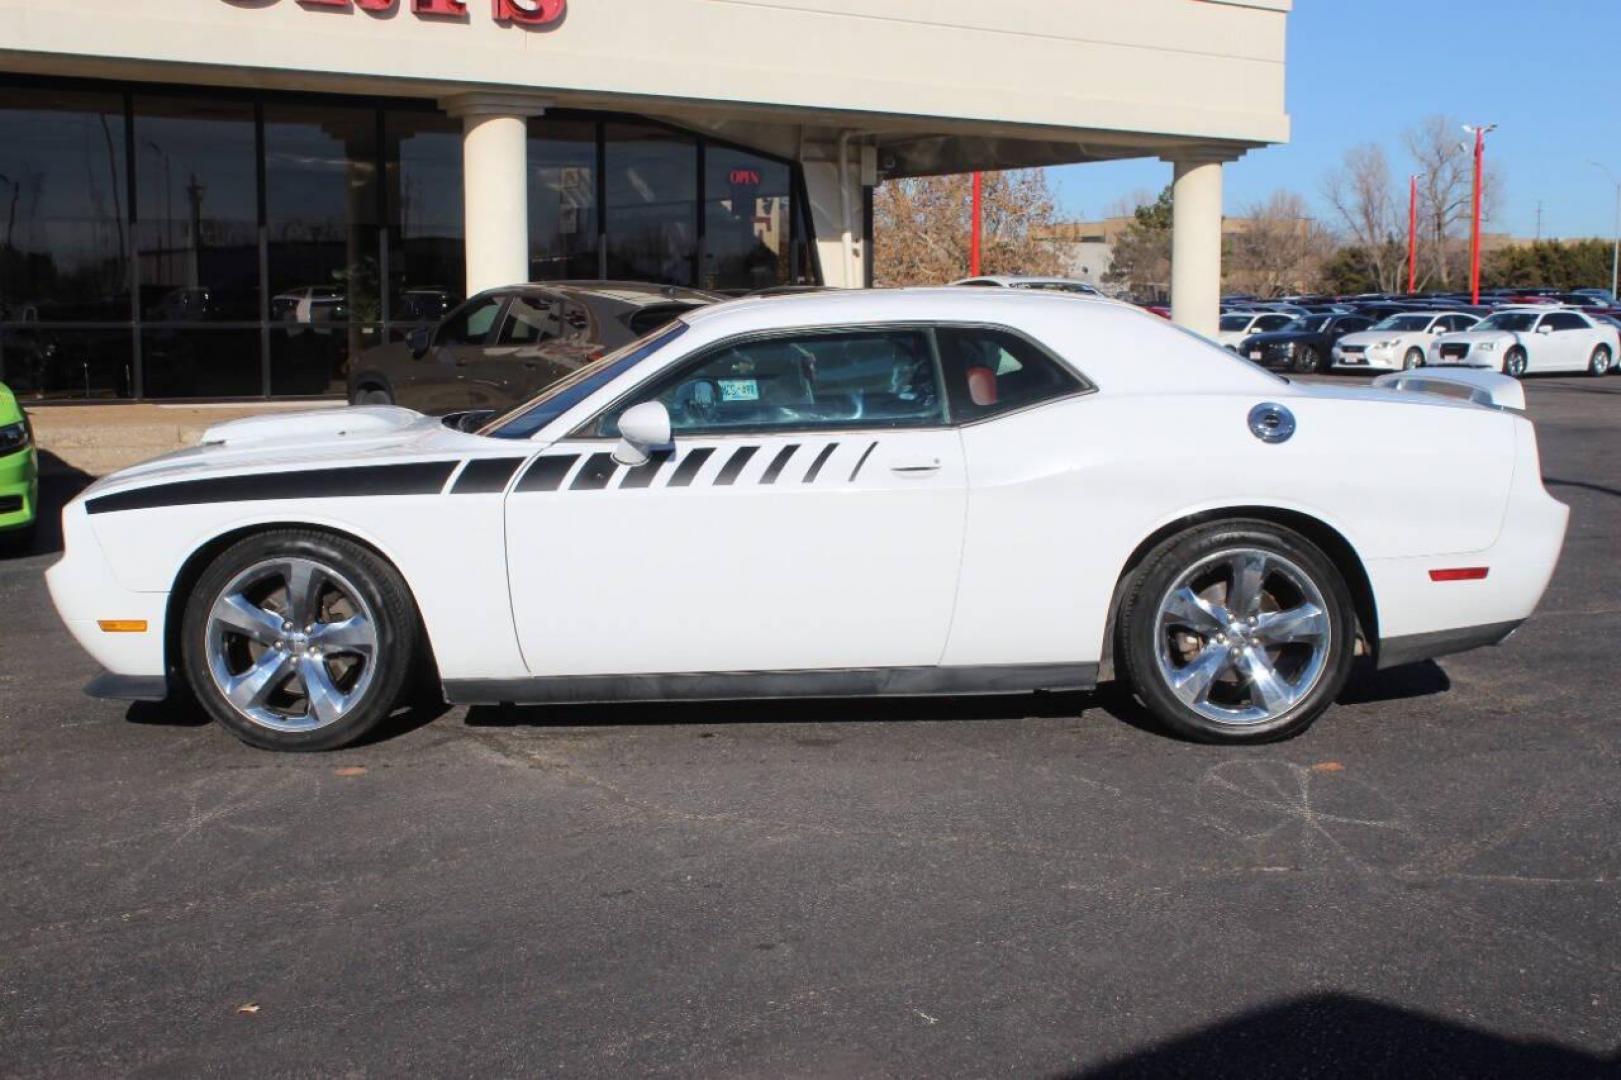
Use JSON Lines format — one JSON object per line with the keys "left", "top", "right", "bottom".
{"left": 84, "top": 461, "right": 459, "bottom": 516}
{"left": 451, "top": 458, "right": 527, "bottom": 495}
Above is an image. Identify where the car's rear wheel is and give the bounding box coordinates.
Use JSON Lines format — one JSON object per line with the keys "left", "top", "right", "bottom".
{"left": 1503, "top": 347, "right": 1528, "bottom": 378}
{"left": 1118, "top": 521, "right": 1357, "bottom": 743}
{"left": 1403, "top": 347, "right": 1425, "bottom": 370}
{"left": 352, "top": 383, "right": 393, "bottom": 406}
{"left": 181, "top": 530, "right": 420, "bottom": 751}
{"left": 1588, "top": 344, "right": 1612, "bottom": 377}
{"left": 1293, "top": 345, "right": 1322, "bottom": 374}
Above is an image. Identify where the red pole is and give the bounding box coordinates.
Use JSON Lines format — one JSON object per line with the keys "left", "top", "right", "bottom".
{"left": 970, "top": 171, "right": 983, "bottom": 276}
{"left": 1407, "top": 174, "right": 1419, "bottom": 295}
{"left": 1469, "top": 128, "right": 1485, "bottom": 305}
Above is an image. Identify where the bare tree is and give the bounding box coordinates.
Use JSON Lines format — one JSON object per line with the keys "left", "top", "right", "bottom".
{"left": 1322, "top": 144, "right": 1403, "bottom": 293}
{"left": 1404, "top": 115, "right": 1504, "bottom": 290}
{"left": 873, "top": 169, "right": 1063, "bottom": 286}
{"left": 1225, "top": 190, "right": 1332, "bottom": 297}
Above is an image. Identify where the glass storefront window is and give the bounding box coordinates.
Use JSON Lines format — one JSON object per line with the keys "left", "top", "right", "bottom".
{"left": 529, "top": 117, "right": 599, "bottom": 281}
{"left": 605, "top": 123, "right": 697, "bottom": 286}
{"left": 704, "top": 148, "right": 792, "bottom": 291}
{"left": 142, "top": 327, "right": 261, "bottom": 399}
{"left": 134, "top": 96, "right": 260, "bottom": 323}
{"left": 0, "top": 88, "right": 130, "bottom": 326}
{"left": 386, "top": 110, "right": 463, "bottom": 325}
{"left": 0, "top": 83, "right": 812, "bottom": 401}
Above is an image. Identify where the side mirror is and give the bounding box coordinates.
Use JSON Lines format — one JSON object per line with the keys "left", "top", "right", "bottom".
{"left": 1535, "top": 323, "right": 1553, "bottom": 335}
{"left": 613, "top": 401, "right": 672, "bottom": 467}
{"left": 407, "top": 326, "right": 432, "bottom": 357}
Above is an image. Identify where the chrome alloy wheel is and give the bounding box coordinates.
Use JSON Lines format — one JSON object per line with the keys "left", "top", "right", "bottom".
{"left": 1154, "top": 547, "right": 1332, "bottom": 727}
{"left": 204, "top": 557, "right": 380, "bottom": 733}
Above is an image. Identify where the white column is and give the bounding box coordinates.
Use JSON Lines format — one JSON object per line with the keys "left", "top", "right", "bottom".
{"left": 441, "top": 93, "right": 550, "bottom": 297}
{"left": 1164, "top": 151, "right": 1239, "bottom": 339}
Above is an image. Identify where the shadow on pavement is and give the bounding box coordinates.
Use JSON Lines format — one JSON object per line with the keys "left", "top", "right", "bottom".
{"left": 1339, "top": 658, "right": 1450, "bottom": 705}
{"left": 1545, "top": 476, "right": 1621, "bottom": 499}
{"left": 1070, "top": 993, "right": 1614, "bottom": 1080}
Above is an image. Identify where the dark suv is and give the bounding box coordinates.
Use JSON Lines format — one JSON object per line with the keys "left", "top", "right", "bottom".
{"left": 348, "top": 282, "right": 718, "bottom": 415}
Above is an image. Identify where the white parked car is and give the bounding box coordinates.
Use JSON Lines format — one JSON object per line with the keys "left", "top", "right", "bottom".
{"left": 951, "top": 275, "right": 1103, "bottom": 296}
{"left": 48, "top": 290, "right": 1568, "bottom": 752}
{"left": 1217, "top": 311, "right": 1294, "bottom": 350}
{"left": 1332, "top": 312, "right": 1480, "bottom": 373}
{"left": 1429, "top": 307, "right": 1619, "bottom": 377}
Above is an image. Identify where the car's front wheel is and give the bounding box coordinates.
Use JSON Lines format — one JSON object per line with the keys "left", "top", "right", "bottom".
{"left": 1588, "top": 344, "right": 1612, "bottom": 377}
{"left": 1293, "top": 345, "right": 1322, "bottom": 374}
{"left": 1503, "top": 347, "right": 1528, "bottom": 378}
{"left": 1118, "top": 521, "right": 1357, "bottom": 743}
{"left": 181, "top": 530, "right": 421, "bottom": 751}
{"left": 1403, "top": 347, "right": 1425, "bottom": 371}
{"left": 352, "top": 383, "right": 394, "bottom": 406}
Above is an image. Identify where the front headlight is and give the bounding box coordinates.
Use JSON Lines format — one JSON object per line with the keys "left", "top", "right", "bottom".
{"left": 1378, "top": 339, "right": 1401, "bottom": 349}
{"left": 0, "top": 421, "right": 29, "bottom": 455}
{"left": 1477, "top": 342, "right": 1496, "bottom": 352}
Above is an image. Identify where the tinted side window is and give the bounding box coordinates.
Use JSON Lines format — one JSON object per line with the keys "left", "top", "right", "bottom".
{"left": 597, "top": 329, "right": 942, "bottom": 436}
{"left": 1337, "top": 318, "right": 1373, "bottom": 333}
{"left": 438, "top": 296, "right": 504, "bottom": 347}
{"left": 1547, "top": 313, "right": 1586, "bottom": 331}
{"left": 498, "top": 297, "right": 562, "bottom": 345}
{"left": 1256, "top": 315, "right": 1293, "bottom": 332}
{"left": 935, "top": 326, "right": 1083, "bottom": 423}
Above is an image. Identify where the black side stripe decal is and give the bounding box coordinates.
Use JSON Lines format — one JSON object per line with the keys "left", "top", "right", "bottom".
{"left": 571, "top": 452, "right": 619, "bottom": 491}
{"left": 668, "top": 447, "right": 716, "bottom": 488}
{"left": 620, "top": 449, "right": 675, "bottom": 489}
{"left": 516, "top": 454, "right": 581, "bottom": 493}
{"left": 848, "top": 442, "right": 879, "bottom": 482}
{"left": 452, "top": 458, "right": 526, "bottom": 495}
{"left": 714, "top": 446, "right": 759, "bottom": 486}
{"left": 760, "top": 445, "right": 800, "bottom": 485}
{"left": 803, "top": 443, "right": 838, "bottom": 483}
{"left": 84, "top": 461, "right": 459, "bottom": 516}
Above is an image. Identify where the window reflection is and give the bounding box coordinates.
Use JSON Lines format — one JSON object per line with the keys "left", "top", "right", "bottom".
{"left": 271, "top": 324, "right": 381, "bottom": 397}
{"left": 530, "top": 118, "right": 599, "bottom": 281}
{"left": 134, "top": 96, "right": 260, "bottom": 323}
{"left": 0, "top": 327, "right": 132, "bottom": 400}
{"left": 605, "top": 123, "right": 697, "bottom": 286}
{"left": 704, "top": 148, "right": 792, "bottom": 291}
{"left": 387, "top": 110, "right": 463, "bottom": 324}
{"left": 0, "top": 88, "right": 129, "bottom": 325}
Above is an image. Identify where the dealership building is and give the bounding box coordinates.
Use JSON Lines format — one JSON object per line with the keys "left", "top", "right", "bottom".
{"left": 0, "top": 0, "right": 1290, "bottom": 402}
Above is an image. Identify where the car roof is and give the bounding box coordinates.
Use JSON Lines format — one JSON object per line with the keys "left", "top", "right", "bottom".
{"left": 508, "top": 280, "right": 720, "bottom": 306}
{"left": 950, "top": 276, "right": 1097, "bottom": 288}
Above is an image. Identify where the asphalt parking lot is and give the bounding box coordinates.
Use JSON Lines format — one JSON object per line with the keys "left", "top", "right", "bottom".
{"left": 2, "top": 376, "right": 1618, "bottom": 1078}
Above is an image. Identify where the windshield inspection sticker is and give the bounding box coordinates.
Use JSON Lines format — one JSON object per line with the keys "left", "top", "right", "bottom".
{"left": 719, "top": 379, "right": 760, "bottom": 402}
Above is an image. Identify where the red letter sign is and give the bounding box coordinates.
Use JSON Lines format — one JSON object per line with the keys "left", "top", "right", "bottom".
{"left": 492, "top": 0, "right": 565, "bottom": 24}
{"left": 413, "top": 0, "right": 468, "bottom": 16}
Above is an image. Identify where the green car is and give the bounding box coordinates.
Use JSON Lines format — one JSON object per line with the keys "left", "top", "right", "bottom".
{"left": 0, "top": 380, "right": 38, "bottom": 549}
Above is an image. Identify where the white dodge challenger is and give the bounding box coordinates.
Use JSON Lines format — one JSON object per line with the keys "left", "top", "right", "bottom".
{"left": 47, "top": 290, "right": 1569, "bottom": 751}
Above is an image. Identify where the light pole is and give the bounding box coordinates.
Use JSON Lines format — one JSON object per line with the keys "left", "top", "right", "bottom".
{"left": 1462, "top": 124, "right": 1495, "bottom": 305}
{"left": 1407, "top": 173, "right": 1420, "bottom": 295}
{"left": 1591, "top": 161, "right": 1621, "bottom": 301}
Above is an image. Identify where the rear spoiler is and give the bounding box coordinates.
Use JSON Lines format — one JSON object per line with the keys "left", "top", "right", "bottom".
{"left": 1371, "top": 366, "right": 1526, "bottom": 411}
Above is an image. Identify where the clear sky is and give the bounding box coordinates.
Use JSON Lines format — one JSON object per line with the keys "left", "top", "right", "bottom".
{"left": 1051, "top": 0, "right": 1621, "bottom": 240}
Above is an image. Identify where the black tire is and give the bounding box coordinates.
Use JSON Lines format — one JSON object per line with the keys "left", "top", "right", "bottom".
{"left": 181, "top": 529, "right": 421, "bottom": 751}
{"left": 1403, "top": 347, "right": 1425, "bottom": 371}
{"left": 1117, "top": 520, "right": 1358, "bottom": 744}
{"left": 1503, "top": 347, "right": 1528, "bottom": 379}
{"left": 1588, "top": 344, "right": 1612, "bottom": 377}
{"left": 352, "top": 383, "right": 394, "bottom": 406}
{"left": 1293, "top": 345, "right": 1322, "bottom": 374}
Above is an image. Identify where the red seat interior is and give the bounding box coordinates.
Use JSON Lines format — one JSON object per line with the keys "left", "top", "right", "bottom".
{"left": 967, "top": 365, "right": 998, "bottom": 408}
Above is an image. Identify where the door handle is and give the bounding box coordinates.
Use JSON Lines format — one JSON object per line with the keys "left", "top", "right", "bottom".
{"left": 889, "top": 457, "right": 942, "bottom": 475}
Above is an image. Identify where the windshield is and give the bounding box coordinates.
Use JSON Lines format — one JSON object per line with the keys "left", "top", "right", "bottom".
{"left": 1477, "top": 312, "right": 1539, "bottom": 332}
{"left": 479, "top": 322, "right": 691, "bottom": 440}
{"left": 1372, "top": 315, "right": 1434, "bottom": 332}
{"left": 1219, "top": 315, "right": 1252, "bottom": 332}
